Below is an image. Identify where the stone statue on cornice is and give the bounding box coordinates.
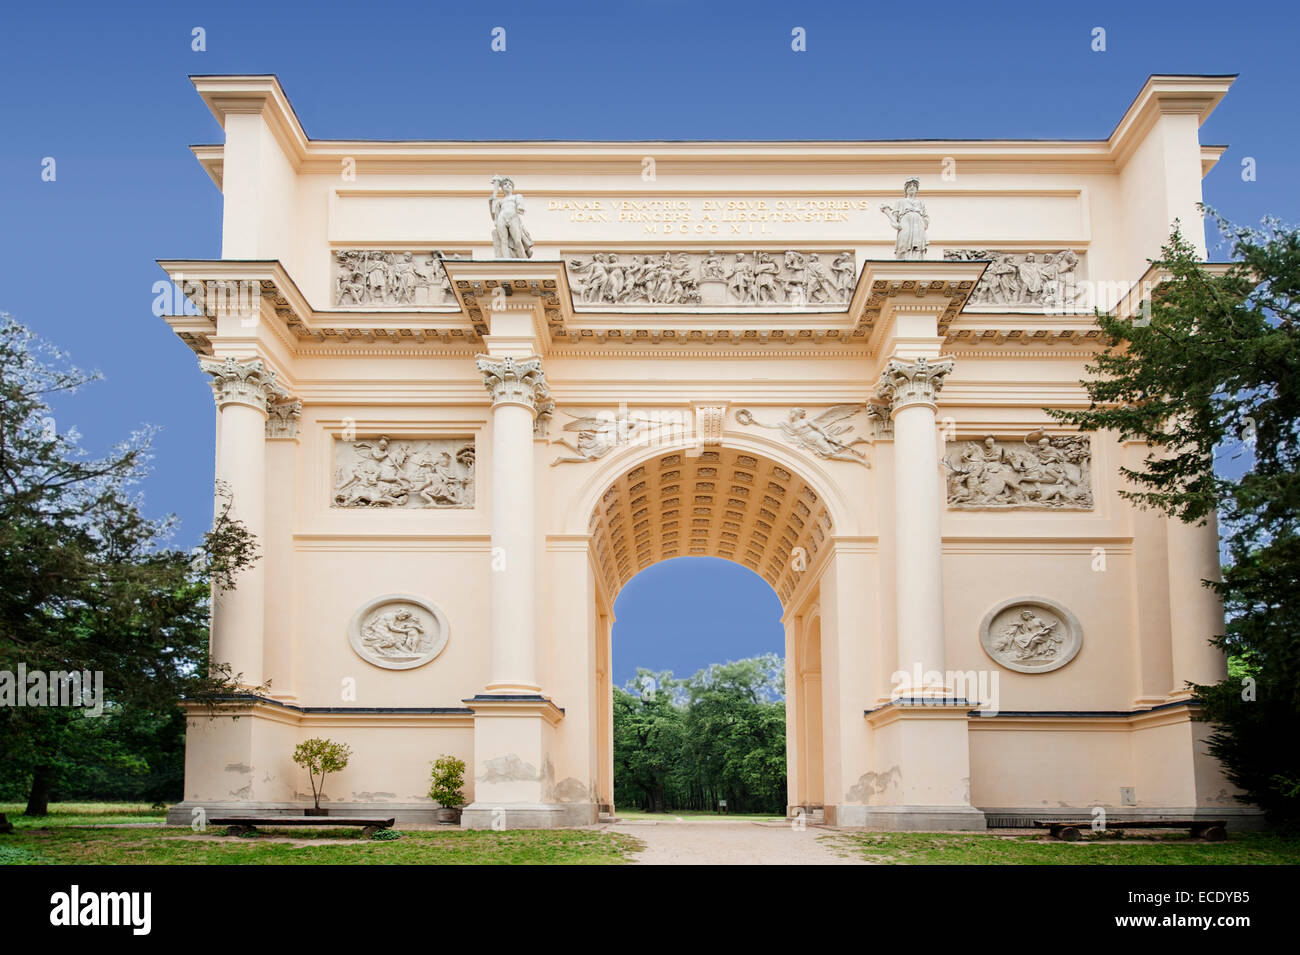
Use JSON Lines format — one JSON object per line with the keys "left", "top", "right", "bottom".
{"left": 881, "top": 177, "right": 929, "bottom": 261}
{"left": 489, "top": 175, "right": 534, "bottom": 259}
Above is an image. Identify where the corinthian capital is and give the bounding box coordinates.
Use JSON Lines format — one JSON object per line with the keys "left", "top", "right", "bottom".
{"left": 874, "top": 356, "right": 955, "bottom": 414}
{"left": 199, "top": 356, "right": 290, "bottom": 413}
{"left": 265, "top": 400, "right": 303, "bottom": 439}
{"left": 476, "top": 354, "right": 552, "bottom": 416}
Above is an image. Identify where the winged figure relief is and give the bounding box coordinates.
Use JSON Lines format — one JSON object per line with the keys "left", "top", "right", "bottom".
{"left": 550, "top": 410, "right": 648, "bottom": 466}
{"left": 735, "top": 405, "right": 871, "bottom": 465}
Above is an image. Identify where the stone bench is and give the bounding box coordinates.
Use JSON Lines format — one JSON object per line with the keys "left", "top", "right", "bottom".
{"left": 1035, "top": 819, "right": 1227, "bottom": 842}
{"left": 209, "top": 816, "right": 396, "bottom": 838}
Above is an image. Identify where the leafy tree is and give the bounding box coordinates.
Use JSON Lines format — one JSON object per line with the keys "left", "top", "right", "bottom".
{"left": 613, "top": 669, "right": 685, "bottom": 812}
{"left": 613, "top": 654, "right": 786, "bottom": 814}
{"left": 292, "top": 738, "right": 352, "bottom": 810}
{"left": 1046, "top": 214, "right": 1300, "bottom": 824}
{"left": 0, "top": 313, "right": 258, "bottom": 814}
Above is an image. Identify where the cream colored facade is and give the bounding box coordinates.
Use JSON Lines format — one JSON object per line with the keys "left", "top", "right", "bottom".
{"left": 161, "top": 74, "right": 1251, "bottom": 830}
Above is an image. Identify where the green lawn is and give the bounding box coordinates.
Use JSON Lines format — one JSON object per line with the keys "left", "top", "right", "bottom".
{"left": 0, "top": 802, "right": 167, "bottom": 828}
{"left": 4, "top": 803, "right": 1298, "bottom": 865}
{"left": 0, "top": 802, "right": 639, "bottom": 865}
{"left": 830, "top": 830, "right": 1300, "bottom": 865}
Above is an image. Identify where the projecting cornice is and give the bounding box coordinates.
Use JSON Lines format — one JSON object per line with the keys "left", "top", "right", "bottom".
{"left": 154, "top": 256, "right": 1232, "bottom": 358}
{"left": 156, "top": 258, "right": 479, "bottom": 355}
{"left": 1106, "top": 75, "right": 1236, "bottom": 169}
{"left": 188, "top": 74, "right": 1235, "bottom": 180}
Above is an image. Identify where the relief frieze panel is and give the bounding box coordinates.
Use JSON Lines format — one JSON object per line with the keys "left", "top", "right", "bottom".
{"left": 943, "top": 249, "right": 1084, "bottom": 309}
{"left": 944, "top": 434, "right": 1092, "bottom": 509}
{"left": 565, "top": 249, "right": 856, "bottom": 307}
{"left": 332, "top": 249, "right": 470, "bottom": 307}
{"left": 333, "top": 436, "right": 475, "bottom": 508}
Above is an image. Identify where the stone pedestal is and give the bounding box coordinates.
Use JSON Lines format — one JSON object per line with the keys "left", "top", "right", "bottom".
{"left": 458, "top": 695, "right": 585, "bottom": 829}
{"left": 862, "top": 701, "right": 985, "bottom": 830}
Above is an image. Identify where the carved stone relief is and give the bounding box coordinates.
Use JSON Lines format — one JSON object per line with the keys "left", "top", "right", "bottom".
{"left": 874, "top": 356, "right": 954, "bottom": 412}
{"left": 551, "top": 410, "right": 643, "bottom": 466}
{"left": 943, "top": 249, "right": 1084, "bottom": 308}
{"left": 565, "top": 249, "right": 855, "bottom": 307}
{"left": 200, "top": 356, "right": 290, "bottom": 413}
{"left": 333, "top": 436, "right": 475, "bottom": 508}
{"left": 979, "top": 597, "right": 1082, "bottom": 673}
{"left": 265, "top": 400, "right": 302, "bottom": 439}
{"left": 348, "top": 594, "right": 450, "bottom": 670}
{"left": 944, "top": 434, "right": 1092, "bottom": 509}
{"left": 332, "top": 250, "right": 469, "bottom": 306}
{"left": 735, "top": 405, "right": 871, "bottom": 465}
{"left": 548, "top": 407, "right": 703, "bottom": 466}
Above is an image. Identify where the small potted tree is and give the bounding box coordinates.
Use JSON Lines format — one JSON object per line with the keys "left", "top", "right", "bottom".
{"left": 429, "top": 754, "right": 466, "bottom": 824}
{"left": 293, "top": 737, "right": 352, "bottom": 816}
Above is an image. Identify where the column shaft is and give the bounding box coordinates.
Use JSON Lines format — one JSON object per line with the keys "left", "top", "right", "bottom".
{"left": 892, "top": 402, "right": 946, "bottom": 682}
{"left": 876, "top": 356, "right": 954, "bottom": 695}
{"left": 201, "top": 357, "right": 288, "bottom": 691}
{"left": 477, "top": 354, "right": 551, "bottom": 694}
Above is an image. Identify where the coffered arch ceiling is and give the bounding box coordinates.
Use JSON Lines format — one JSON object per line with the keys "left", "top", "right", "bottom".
{"left": 588, "top": 447, "right": 834, "bottom": 606}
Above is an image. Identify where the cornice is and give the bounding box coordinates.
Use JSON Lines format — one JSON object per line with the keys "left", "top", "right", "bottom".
{"left": 1107, "top": 75, "right": 1235, "bottom": 169}
{"left": 189, "top": 73, "right": 1234, "bottom": 174}
{"left": 154, "top": 256, "right": 1223, "bottom": 361}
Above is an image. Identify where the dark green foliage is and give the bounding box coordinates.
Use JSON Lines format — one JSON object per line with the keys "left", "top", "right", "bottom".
{"left": 0, "top": 314, "right": 258, "bottom": 813}
{"left": 1047, "top": 215, "right": 1300, "bottom": 825}
{"left": 613, "top": 653, "right": 786, "bottom": 814}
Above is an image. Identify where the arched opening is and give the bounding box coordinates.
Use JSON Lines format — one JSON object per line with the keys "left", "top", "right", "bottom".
{"left": 583, "top": 446, "right": 835, "bottom": 817}
{"left": 611, "top": 556, "right": 785, "bottom": 814}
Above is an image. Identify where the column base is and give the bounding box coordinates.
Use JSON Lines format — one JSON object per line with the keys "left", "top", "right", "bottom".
{"left": 858, "top": 699, "right": 982, "bottom": 827}
{"left": 460, "top": 801, "right": 597, "bottom": 829}
{"left": 828, "top": 804, "right": 986, "bottom": 830}
{"left": 464, "top": 693, "right": 566, "bottom": 820}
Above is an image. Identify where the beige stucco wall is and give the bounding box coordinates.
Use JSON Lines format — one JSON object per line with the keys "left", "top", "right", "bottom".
{"left": 164, "top": 74, "right": 1249, "bottom": 828}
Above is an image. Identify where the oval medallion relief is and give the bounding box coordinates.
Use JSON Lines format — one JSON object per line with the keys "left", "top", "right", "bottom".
{"left": 979, "top": 596, "right": 1082, "bottom": 674}
{"left": 348, "top": 594, "right": 449, "bottom": 670}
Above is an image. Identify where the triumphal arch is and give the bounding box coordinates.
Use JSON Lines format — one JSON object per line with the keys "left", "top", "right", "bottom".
{"left": 161, "top": 74, "right": 1249, "bottom": 829}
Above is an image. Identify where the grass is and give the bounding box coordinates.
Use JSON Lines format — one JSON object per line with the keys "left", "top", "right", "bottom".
{"left": 830, "top": 830, "right": 1300, "bottom": 865}
{"left": 5, "top": 803, "right": 1298, "bottom": 865}
{"left": 0, "top": 802, "right": 166, "bottom": 828}
{"left": 0, "top": 802, "right": 640, "bottom": 865}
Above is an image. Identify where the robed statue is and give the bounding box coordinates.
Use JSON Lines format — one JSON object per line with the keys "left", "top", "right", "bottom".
{"left": 881, "top": 177, "right": 929, "bottom": 261}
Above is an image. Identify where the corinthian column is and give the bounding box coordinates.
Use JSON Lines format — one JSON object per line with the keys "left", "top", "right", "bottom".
{"left": 199, "top": 356, "right": 289, "bottom": 690}
{"left": 476, "top": 354, "right": 551, "bottom": 693}
{"left": 875, "top": 356, "right": 955, "bottom": 696}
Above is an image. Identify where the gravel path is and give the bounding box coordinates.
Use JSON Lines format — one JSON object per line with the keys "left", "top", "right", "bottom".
{"left": 608, "top": 818, "right": 868, "bottom": 865}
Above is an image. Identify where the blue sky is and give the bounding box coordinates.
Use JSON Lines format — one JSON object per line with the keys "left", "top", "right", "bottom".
{"left": 1, "top": 0, "right": 1295, "bottom": 686}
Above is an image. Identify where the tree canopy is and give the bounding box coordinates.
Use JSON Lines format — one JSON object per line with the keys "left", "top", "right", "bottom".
{"left": 613, "top": 653, "right": 786, "bottom": 814}
{"left": 0, "top": 314, "right": 257, "bottom": 813}
{"left": 1047, "top": 214, "right": 1300, "bottom": 824}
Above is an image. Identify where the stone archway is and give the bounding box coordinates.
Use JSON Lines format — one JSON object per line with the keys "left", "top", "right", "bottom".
{"left": 579, "top": 442, "right": 839, "bottom": 815}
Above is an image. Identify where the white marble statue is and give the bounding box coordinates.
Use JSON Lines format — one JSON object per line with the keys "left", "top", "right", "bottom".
{"left": 881, "top": 178, "right": 929, "bottom": 261}
{"left": 489, "top": 175, "right": 533, "bottom": 259}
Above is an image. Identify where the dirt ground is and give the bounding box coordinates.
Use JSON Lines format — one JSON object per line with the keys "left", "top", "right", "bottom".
{"left": 607, "top": 817, "right": 868, "bottom": 865}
